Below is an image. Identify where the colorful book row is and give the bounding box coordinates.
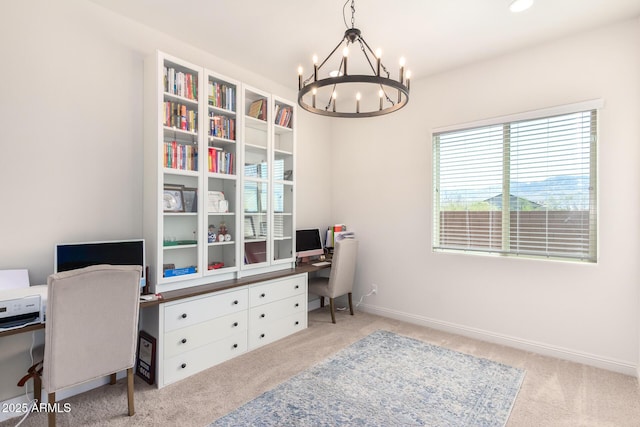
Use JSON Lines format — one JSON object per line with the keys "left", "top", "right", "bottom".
{"left": 164, "top": 66, "right": 197, "bottom": 101}
{"left": 209, "top": 81, "right": 236, "bottom": 111}
{"left": 274, "top": 105, "right": 293, "bottom": 128}
{"left": 208, "top": 147, "right": 234, "bottom": 175}
{"left": 164, "top": 140, "right": 198, "bottom": 171}
{"left": 164, "top": 102, "right": 197, "bottom": 132}
{"left": 209, "top": 114, "right": 236, "bottom": 141}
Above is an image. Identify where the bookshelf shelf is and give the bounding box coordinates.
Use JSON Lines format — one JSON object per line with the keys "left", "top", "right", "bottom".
{"left": 164, "top": 92, "right": 198, "bottom": 105}
{"left": 244, "top": 116, "right": 268, "bottom": 130}
{"left": 209, "top": 136, "right": 236, "bottom": 144}
{"left": 163, "top": 244, "right": 197, "bottom": 250}
{"left": 163, "top": 127, "right": 198, "bottom": 139}
{"left": 163, "top": 168, "right": 199, "bottom": 177}
{"left": 209, "top": 105, "right": 235, "bottom": 115}
{"left": 207, "top": 240, "right": 235, "bottom": 246}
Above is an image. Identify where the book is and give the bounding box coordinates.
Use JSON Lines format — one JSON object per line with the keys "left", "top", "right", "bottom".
{"left": 248, "top": 99, "right": 264, "bottom": 119}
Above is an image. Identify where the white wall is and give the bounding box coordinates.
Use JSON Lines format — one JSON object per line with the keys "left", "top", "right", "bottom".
{"left": 0, "top": 0, "right": 331, "bottom": 402}
{"left": 332, "top": 18, "right": 640, "bottom": 374}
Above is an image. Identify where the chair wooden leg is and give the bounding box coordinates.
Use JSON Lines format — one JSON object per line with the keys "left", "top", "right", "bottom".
{"left": 34, "top": 374, "right": 42, "bottom": 404}
{"left": 48, "top": 392, "right": 56, "bottom": 427}
{"left": 320, "top": 296, "right": 325, "bottom": 307}
{"left": 348, "top": 292, "right": 354, "bottom": 316}
{"left": 329, "top": 298, "right": 336, "bottom": 324}
{"left": 127, "top": 367, "right": 135, "bottom": 416}
{"left": 110, "top": 373, "right": 117, "bottom": 385}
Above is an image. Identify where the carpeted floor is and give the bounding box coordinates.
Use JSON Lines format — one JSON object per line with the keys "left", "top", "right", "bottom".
{"left": 2, "top": 308, "right": 640, "bottom": 426}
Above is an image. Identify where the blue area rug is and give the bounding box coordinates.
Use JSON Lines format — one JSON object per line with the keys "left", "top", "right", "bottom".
{"left": 210, "top": 330, "right": 525, "bottom": 426}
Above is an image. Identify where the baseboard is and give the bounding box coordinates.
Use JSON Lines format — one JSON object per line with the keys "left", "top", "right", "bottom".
{"left": 0, "top": 371, "right": 127, "bottom": 423}
{"left": 308, "top": 297, "right": 321, "bottom": 311}
{"left": 358, "top": 303, "right": 638, "bottom": 377}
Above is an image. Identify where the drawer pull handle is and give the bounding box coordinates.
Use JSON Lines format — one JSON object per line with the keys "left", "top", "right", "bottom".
{"left": 233, "top": 322, "right": 239, "bottom": 327}
{"left": 295, "top": 285, "right": 299, "bottom": 289}
{"left": 260, "top": 333, "right": 265, "bottom": 338}
{"left": 260, "top": 293, "right": 266, "bottom": 298}
{"left": 233, "top": 343, "right": 238, "bottom": 349}
{"left": 295, "top": 321, "right": 300, "bottom": 325}
{"left": 181, "top": 338, "right": 187, "bottom": 344}
{"left": 295, "top": 303, "right": 299, "bottom": 307}
{"left": 232, "top": 300, "right": 239, "bottom": 305}
{"left": 260, "top": 313, "right": 265, "bottom": 318}
{"left": 181, "top": 313, "right": 187, "bottom": 319}
{"left": 181, "top": 363, "right": 187, "bottom": 369}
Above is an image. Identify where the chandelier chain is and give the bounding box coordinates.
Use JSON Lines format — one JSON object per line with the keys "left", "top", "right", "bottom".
{"left": 351, "top": 0, "right": 356, "bottom": 28}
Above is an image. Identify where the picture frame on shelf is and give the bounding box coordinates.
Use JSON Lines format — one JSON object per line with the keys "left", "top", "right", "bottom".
{"left": 208, "top": 191, "right": 226, "bottom": 213}
{"left": 163, "top": 185, "right": 184, "bottom": 212}
{"left": 182, "top": 187, "right": 197, "bottom": 213}
{"left": 244, "top": 217, "right": 255, "bottom": 238}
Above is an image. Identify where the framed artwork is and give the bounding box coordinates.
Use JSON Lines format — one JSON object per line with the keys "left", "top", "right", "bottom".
{"left": 182, "top": 187, "right": 197, "bottom": 213}
{"left": 136, "top": 330, "right": 156, "bottom": 385}
{"left": 163, "top": 186, "right": 184, "bottom": 212}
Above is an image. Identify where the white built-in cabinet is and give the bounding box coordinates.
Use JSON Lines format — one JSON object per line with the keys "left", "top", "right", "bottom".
{"left": 144, "top": 51, "right": 296, "bottom": 293}
{"left": 150, "top": 273, "right": 307, "bottom": 388}
{"left": 142, "top": 50, "right": 301, "bottom": 388}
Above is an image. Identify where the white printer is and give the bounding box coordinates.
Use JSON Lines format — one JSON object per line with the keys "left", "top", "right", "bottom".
{"left": 0, "top": 270, "right": 47, "bottom": 332}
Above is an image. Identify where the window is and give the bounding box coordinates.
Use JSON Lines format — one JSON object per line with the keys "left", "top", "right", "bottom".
{"left": 433, "top": 102, "right": 599, "bottom": 262}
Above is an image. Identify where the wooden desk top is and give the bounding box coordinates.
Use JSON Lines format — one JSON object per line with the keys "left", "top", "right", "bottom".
{"left": 140, "top": 261, "right": 329, "bottom": 307}
{"left": 0, "top": 263, "right": 330, "bottom": 338}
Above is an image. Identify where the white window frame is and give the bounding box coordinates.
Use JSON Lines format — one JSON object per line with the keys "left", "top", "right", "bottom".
{"left": 432, "top": 99, "right": 603, "bottom": 262}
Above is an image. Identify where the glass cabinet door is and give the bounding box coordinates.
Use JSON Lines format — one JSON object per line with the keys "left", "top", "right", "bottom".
{"left": 242, "top": 87, "right": 270, "bottom": 268}
{"left": 243, "top": 180, "right": 268, "bottom": 265}
{"left": 272, "top": 99, "right": 295, "bottom": 262}
{"left": 205, "top": 71, "right": 240, "bottom": 275}
{"left": 160, "top": 55, "right": 202, "bottom": 282}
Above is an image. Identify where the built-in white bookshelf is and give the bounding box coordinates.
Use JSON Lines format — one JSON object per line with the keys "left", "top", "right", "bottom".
{"left": 144, "top": 51, "right": 296, "bottom": 292}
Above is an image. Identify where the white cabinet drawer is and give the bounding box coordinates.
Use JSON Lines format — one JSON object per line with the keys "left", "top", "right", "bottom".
{"left": 248, "top": 294, "right": 305, "bottom": 328}
{"left": 164, "top": 288, "right": 248, "bottom": 332}
{"left": 249, "top": 275, "right": 306, "bottom": 307}
{"left": 248, "top": 311, "right": 307, "bottom": 350}
{"left": 164, "top": 311, "right": 247, "bottom": 359}
{"left": 163, "top": 331, "right": 248, "bottom": 386}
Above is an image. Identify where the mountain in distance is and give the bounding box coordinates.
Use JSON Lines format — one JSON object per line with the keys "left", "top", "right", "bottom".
{"left": 441, "top": 175, "right": 591, "bottom": 210}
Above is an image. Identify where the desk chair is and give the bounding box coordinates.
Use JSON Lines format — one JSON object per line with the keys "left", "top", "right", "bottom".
{"left": 42, "top": 264, "right": 142, "bottom": 426}
{"left": 308, "top": 238, "right": 358, "bottom": 323}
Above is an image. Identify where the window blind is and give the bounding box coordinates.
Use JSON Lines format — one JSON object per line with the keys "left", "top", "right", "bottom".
{"left": 433, "top": 108, "right": 597, "bottom": 262}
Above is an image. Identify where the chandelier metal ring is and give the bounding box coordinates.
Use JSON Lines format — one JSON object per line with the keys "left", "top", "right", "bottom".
{"left": 297, "top": 75, "right": 409, "bottom": 118}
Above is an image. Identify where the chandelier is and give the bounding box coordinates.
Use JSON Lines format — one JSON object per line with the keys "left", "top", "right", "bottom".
{"left": 297, "top": 0, "right": 410, "bottom": 118}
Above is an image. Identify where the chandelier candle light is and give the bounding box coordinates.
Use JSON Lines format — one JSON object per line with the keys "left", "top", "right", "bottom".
{"left": 297, "top": 0, "right": 410, "bottom": 118}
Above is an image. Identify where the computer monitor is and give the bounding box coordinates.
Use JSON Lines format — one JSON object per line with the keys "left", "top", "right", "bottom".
{"left": 295, "top": 229, "right": 324, "bottom": 259}
{"left": 54, "top": 239, "right": 145, "bottom": 289}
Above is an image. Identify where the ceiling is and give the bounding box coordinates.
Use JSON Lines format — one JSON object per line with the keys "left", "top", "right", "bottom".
{"left": 88, "top": 0, "right": 640, "bottom": 88}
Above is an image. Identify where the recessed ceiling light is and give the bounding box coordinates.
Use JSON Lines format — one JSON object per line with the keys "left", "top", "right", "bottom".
{"left": 510, "top": 0, "right": 534, "bottom": 13}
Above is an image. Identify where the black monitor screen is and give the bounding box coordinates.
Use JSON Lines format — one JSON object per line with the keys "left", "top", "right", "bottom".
{"left": 296, "top": 229, "right": 324, "bottom": 258}
{"left": 55, "top": 239, "right": 145, "bottom": 275}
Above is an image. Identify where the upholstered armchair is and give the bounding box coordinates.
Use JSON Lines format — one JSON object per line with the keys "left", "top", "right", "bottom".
{"left": 43, "top": 264, "right": 142, "bottom": 426}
